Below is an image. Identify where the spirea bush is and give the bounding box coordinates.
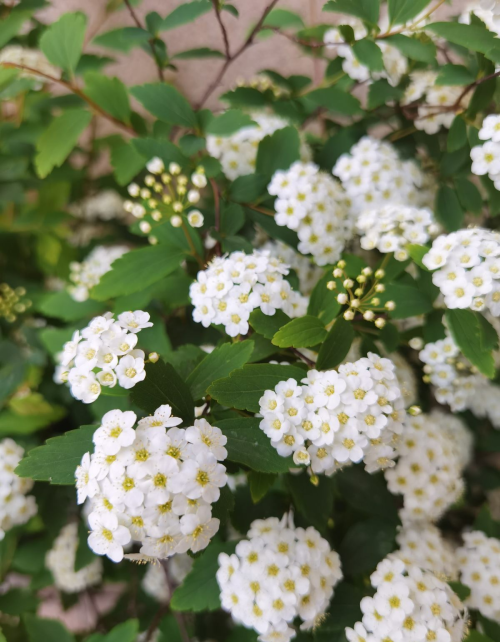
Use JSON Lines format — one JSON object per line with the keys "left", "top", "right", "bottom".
{"left": 6, "top": 1, "right": 500, "bottom": 641}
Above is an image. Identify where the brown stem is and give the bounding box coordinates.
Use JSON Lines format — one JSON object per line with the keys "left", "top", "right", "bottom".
{"left": 0, "top": 62, "right": 136, "bottom": 135}
{"left": 210, "top": 178, "right": 222, "bottom": 256}
{"left": 291, "top": 348, "right": 316, "bottom": 368}
{"left": 212, "top": 0, "right": 231, "bottom": 59}
{"left": 123, "top": 0, "right": 165, "bottom": 81}
{"left": 195, "top": 0, "right": 281, "bottom": 108}
{"left": 245, "top": 203, "right": 275, "bottom": 217}
{"left": 160, "top": 560, "right": 191, "bottom": 642}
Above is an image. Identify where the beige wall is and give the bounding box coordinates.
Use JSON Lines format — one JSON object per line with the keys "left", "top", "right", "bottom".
{"left": 41, "top": 0, "right": 466, "bottom": 110}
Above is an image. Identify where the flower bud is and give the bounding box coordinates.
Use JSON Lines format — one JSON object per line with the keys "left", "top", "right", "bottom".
{"left": 344, "top": 310, "right": 355, "bottom": 321}
{"left": 169, "top": 162, "right": 181, "bottom": 175}
{"left": 151, "top": 210, "right": 162, "bottom": 222}
{"left": 337, "top": 293, "right": 348, "bottom": 305}
{"left": 351, "top": 299, "right": 360, "bottom": 308}
{"left": 375, "top": 317, "right": 386, "bottom": 328}
{"left": 326, "top": 281, "right": 336, "bottom": 291}
{"left": 385, "top": 300, "right": 396, "bottom": 311}
{"left": 408, "top": 337, "right": 424, "bottom": 350}
{"left": 170, "top": 215, "right": 183, "bottom": 228}
{"left": 356, "top": 275, "right": 366, "bottom": 284}
{"left": 374, "top": 269, "right": 385, "bottom": 279}
{"left": 173, "top": 201, "right": 183, "bottom": 212}
{"left": 409, "top": 405, "right": 422, "bottom": 416}
{"left": 188, "top": 189, "right": 200, "bottom": 204}
{"left": 363, "top": 310, "right": 375, "bottom": 321}
{"left": 149, "top": 352, "right": 159, "bottom": 363}
{"left": 333, "top": 268, "right": 343, "bottom": 278}
{"left": 343, "top": 279, "right": 354, "bottom": 288}
{"left": 337, "top": 260, "right": 346, "bottom": 269}
{"left": 192, "top": 173, "right": 207, "bottom": 188}
{"left": 371, "top": 297, "right": 380, "bottom": 306}
{"left": 139, "top": 221, "right": 151, "bottom": 234}
{"left": 188, "top": 210, "right": 204, "bottom": 228}
{"left": 362, "top": 267, "right": 373, "bottom": 276}
{"left": 375, "top": 284, "right": 385, "bottom": 293}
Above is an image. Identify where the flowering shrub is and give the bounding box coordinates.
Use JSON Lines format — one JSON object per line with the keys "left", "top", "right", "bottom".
{"left": 6, "top": 1, "right": 500, "bottom": 641}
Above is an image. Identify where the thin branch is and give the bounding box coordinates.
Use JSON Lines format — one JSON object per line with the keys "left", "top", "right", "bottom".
{"left": 291, "top": 348, "right": 316, "bottom": 368}
{"left": 123, "top": 0, "right": 165, "bottom": 81}
{"left": 195, "top": 0, "right": 281, "bottom": 109}
{"left": 0, "top": 62, "right": 136, "bottom": 135}
{"left": 377, "top": 0, "right": 447, "bottom": 39}
{"left": 212, "top": 0, "right": 231, "bottom": 59}
{"left": 210, "top": 178, "right": 222, "bottom": 256}
{"left": 160, "top": 560, "right": 191, "bottom": 642}
{"left": 245, "top": 204, "right": 275, "bottom": 217}
{"left": 271, "top": 28, "right": 325, "bottom": 49}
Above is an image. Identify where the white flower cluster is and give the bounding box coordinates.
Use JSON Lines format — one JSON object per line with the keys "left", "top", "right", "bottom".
{"left": 471, "top": 114, "right": 500, "bottom": 190}
{"left": 45, "top": 522, "right": 103, "bottom": 593}
{"left": 260, "top": 240, "right": 323, "bottom": 295}
{"left": 385, "top": 411, "right": 472, "bottom": 523}
{"left": 259, "top": 353, "right": 406, "bottom": 476}
{"left": 357, "top": 204, "right": 439, "bottom": 262}
{"left": 142, "top": 554, "right": 193, "bottom": 602}
{"left": 0, "top": 438, "right": 37, "bottom": 540}
{"left": 423, "top": 228, "right": 500, "bottom": 314}
{"left": 457, "top": 529, "right": 500, "bottom": 622}
{"left": 333, "top": 136, "right": 432, "bottom": 214}
{"left": 346, "top": 555, "right": 467, "bottom": 642}
{"left": 217, "top": 514, "right": 342, "bottom": 642}
{"left": 70, "top": 191, "right": 126, "bottom": 223}
{"left": 395, "top": 523, "right": 458, "bottom": 580}
{"left": 402, "top": 71, "right": 469, "bottom": 135}
{"left": 75, "top": 407, "right": 228, "bottom": 563}
{"left": 481, "top": 0, "right": 500, "bottom": 22}
{"left": 55, "top": 311, "right": 152, "bottom": 403}
{"left": 189, "top": 250, "right": 307, "bottom": 337}
{"left": 324, "top": 20, "right": 408, "bottom": 87}
{"left": 0, "top": 46, "right": 60, "bottom": 85}
{"left": 267, "top": 161, "right": 353, "bottom": 267}
{"left": 68, "top": 245, "right": 129, "bottom": 302}
{"left": 461, "top": 1, "right": 500, "bottom": 35}
{"left": 207, "top": 112, "right": 310, "bottom": 180}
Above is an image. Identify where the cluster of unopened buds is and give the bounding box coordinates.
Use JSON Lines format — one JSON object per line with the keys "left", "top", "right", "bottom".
{"left": 0, "top": 283, "right": 31, "bottom": 323}
{"left": 124, "top": 157, "right": 207, "bottom": 238}
{"left": 327, "top": 261, "right": 394, "bottom": 327}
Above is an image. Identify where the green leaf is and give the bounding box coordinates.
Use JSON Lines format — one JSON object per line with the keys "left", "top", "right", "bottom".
{"left": 172, "top": 47, "right": 224, "bottom": 59}
{"left": 130, "top": 83, "right": 196, "bottom": 128}
{"left": 132, "top": 137, "right": 187, "bottom": 168}
{"left": 287, "top": 472, "right": 334, "bottom": 531}
{"left": 217, "top": 417, "right": 293, "bottom": 473}
{"left": 323, "top": 0, "right": 380, "bottom": 25}
{"left": 186, "top": 341, "right": 254, "bottom": 401}
{"left": 388, "top": 0, "right": 432, "bottom": 25}
{"left": 205, "top": 110, "right": 256, "bottom": 136}
{"left": 368, "top": 79, "right": 404, "bottom": 109}
{"left": 221, "top": 86, "right": 269, "bottom": 108}
{"left": 436, "top": 64, "right": 476, "bottom": 86}
{"left": 455, "top": 178, "right": 483, "bottom": 214}
{"left": 340, "top": 517, "right": 397, "bottom": 576}
{"left": 384, "top": 34, "right": 436, "bottom": 63}
{"left": 352, "top": 39, "right": 384, "bottom": 72}
{"left": 305, "top": 87, "right": 362, "bottom": 116}
{"left": 446, "top": 309, "right": 496, "bottom": 378}
{"left": 84, "top": 72, "right": 131, "bottom": 123}
{"left": 316, "top": 317, "right": 355, "bottom": 371}
{"left": 249, "top": 309, "right": 291, "bottom": 340}
{"left": 208, "top": 363, "right": 306, "bottom": 413}
{"left": 272, "top": 315, "right": 327, "bottom": 348}
{"left": 378, "top": 284, "right": 433, "bottom": 319}
{"left": 98, "top": 620, "right": 139, "bottom": 642}
{"left": 0, "top": 407, "right": 65, "bottom": 436}
{"left": 263, "top": 8, "right": 305, "bottom": 29}
{"left": 0, "top": 589, "right": 38, "bottom": 615}
{"left": 130, "top": 360, "right": 194, "bottom": 424}
{"left": 15, "top": 425, "right": 95, "bottom": 484}
{"left": 307, "top": 273, "right": 343, "bottom": 324}
{"left": 435, "top": 185, "right": 464, "bottom": 232}
{"left": 74, "top": 521, "right": 96, "bottom": 572}
{"left": 256, "top": 126, "right": 300, "bottom": 176}
{"left": 447, "top": 116, "right": 467, "bottom": 152}
{"left": 337, "top": 467, "right": 398, "bottom": 521}
{"left": 91, "top": 246, "right": 185, "bottom": 301}
{"left": 37, "top": 291, "right": 103, "bottom": 321}
{"left": 35, "top": 109, "right": 92, "bottom": 179}
{"left": 23, "top": 615, "right": 75, "bottom": 642}
{"left": 249, "top": 472, "right": 276, "bottom": 503}
{"left": 229, "top": 174, "right": 269, "bottom": 203}
{"left": 465, "top": 632, "right": 496, "bottom": 642}
{"left": 171, "top": 539, "right": 236, "bottom": 611}
{"left": 162, "top": 0, "right": 212, "bottom": 31}
{"left": 220, "top": 203, "right": 245, "bottom": 236}
{"left": 426, "top": 22, "right": 498, "bottom": 54}
{"left": 0, "top": 10, "right": 33, "bottom": 48}
{"left": 448, "top": 582, "right": 471, "bottom": 601}
{"left": 110, "top": 140, "right": 145, "bottom": 185}
{"left": 93, "top": 27, "right": 150, "bottom": 53}
{"left": 40, "top": 12, "right": 87, "bottom": 74}
{"left": 316, "top": 582, "right": 363, "bottom": 635}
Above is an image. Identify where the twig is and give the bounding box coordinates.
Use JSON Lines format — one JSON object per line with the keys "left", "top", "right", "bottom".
{"left": 160, "top": 560, "right": 191, "bottom": 642}
{"left": 123, "top": 0, "right": 165, "bottom": 81}
{"left": 378, "top": 0, "right": 447, "bottom": 39}
{"left": 271, "top": 28, "right": 325, "bottom": 49}
{"left": 245, "top": 203, "right": 275, "bottom": 217}
{"left": 210, "top": 178, "right": 222, "bottom": 256}
{"left": 0, "top": 62, "right": 136, "bottom": 135}
{"left": 195, "top": 0, "right": 281, "bottom": 109}
{"left": 181, "top": 220, "right": 205, "bottom": 268}
{"left": 212, "top": 0, "right": 231, "bottom": 59}
{"left": 291, "top": 348, "right": 316, "bottom": 368}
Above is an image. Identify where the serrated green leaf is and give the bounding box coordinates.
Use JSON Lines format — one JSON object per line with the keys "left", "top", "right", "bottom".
{"left": 249, "top": 309, "right": 291, "bottom": 340}
{"left": 256, "top": 126, "right": 300, "bottom": 176}
{"left": 186, "top": 340, "right": 254, "bottom": 401}
{"left": 131, "top": 83, "right": 196, "bottom": 128}
{"left": 272, "top": 315, "right": 326, "bottom": 348}
{"left": 306, "top": 86, "right": 362, "bottom": 116}
{"left": 316, "top": 316, "right": 355, "bottom": 371}
{"left": 110, "top": 140, "right": 145, "bottom": 185}
{"left": 435, "top": 185, "right": 464, "bottom": 232}
{"left": 208, "top": 363, "right": 306, "bottom": 413}
{"left": 162, "top": 0, "right": 212, "bottom": 31}
{"left": 35, "top": 109, "right": 92, "bottom": 178}
{"left": 92, "top": 27, "right": 150, "bottom": 53}
{"left": 84, "top": 72, "right": 131, "bottom": 122}
{"left": 15, "top": 425, "right": 95, "bottom": 485}
{"left": 307, "top": 273, "right": 343, "bottom": 324}
{"left": 388, "top": 0, "right": 432, "bottom": 26}
{"left": 229, "top": 174, "right": 269, "bottom": 202}
{"left": 217, "top": 417, "right": 293, "bottom": 473}
{"left": 40, "top": 12, "right": 86, "bottom": 74}
{"left": 221, "top": 87, "right": 269, "bottom": 108}
{"left": 205, "top": 110, "right": 256, "bottom": 136}
{"left": 352, "top": 39, "right": 384, "bottom": 72}
{"left": 446, "top": 309, "right": 496, "bottom": 379}
{"left": 173, "top": 47, "right": 224, "bottom": 59}
{"left": 263, "top": 8, "right": 304, "bottom": 29}
{"left": 436, "top": 64, "right": 475, "bottom": 86}
{"left": 130, "top": 360, "right": 194, "bottom": 424}
{"left": 323, "top": 0, "right": 380, "bottom": 25}
{"left": 384, "top": 34, "right": 436, "bottom": 63}
{"left": 171, "top": 539, "right": 236, "bottom": 611}
{"left": 132, "top": 137, "right": 187, "bottom": 168}
{"left": 91, "top": 246, "right": 185, "bottom": 300}
{"left": 426, "top": 22, "right": 497, "bottom": 54}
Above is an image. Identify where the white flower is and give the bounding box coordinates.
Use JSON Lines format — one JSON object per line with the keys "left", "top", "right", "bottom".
{"left": 176, "top": 452, "right": 227, "bottom": 503}
{"left": 115, "top": 352, "right": 146, "bottom": 389}
{"left": 69, "top": 246, "right": 128, "bottom": 302}
{"left": 75, "top": 452, "right": 100, "bottom": 504}
{"left": 185, "top": 419, "right": 228, "bottom": 460}
{"left": 178, "top": 505, "right": 220, "bottom": 553}
{"left": 187, "top": 210, "right": 204, "bottom": 228}
{"left": 88, "top": 511, "right": 131, "bottom": 562}
{"left": 117, "top": 310, "right": 153, "bottom": 333}
{"left": 146, "top": 157, "right": 164, "bottom": 174}
{"left": 93, "top": 410, "right": 137, "bottom": 455}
